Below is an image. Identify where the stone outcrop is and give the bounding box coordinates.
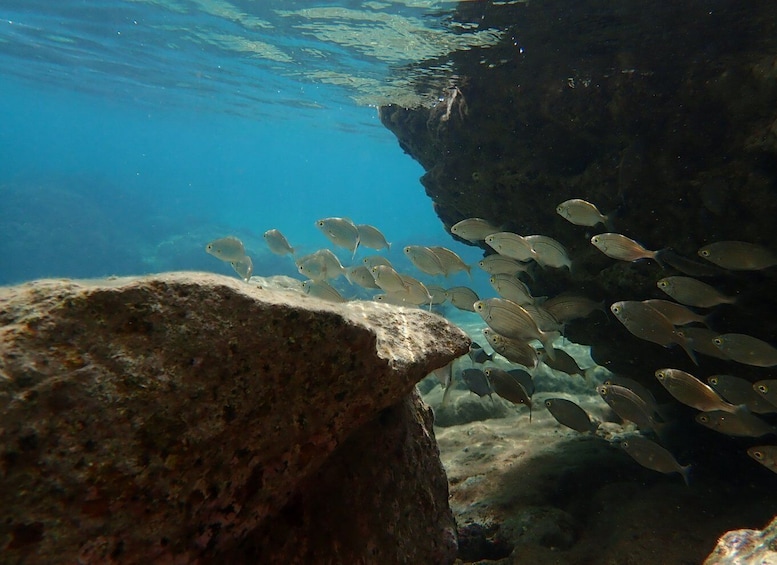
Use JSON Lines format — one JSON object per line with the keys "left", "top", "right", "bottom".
{"left": 0, "top": 272, "right": 469, "bottom": 563}
{"left": 380, "top": 0, "right": 777, "bottom": 381}
{"left": 704, "top": 516, "right": 777, "bottom": 565}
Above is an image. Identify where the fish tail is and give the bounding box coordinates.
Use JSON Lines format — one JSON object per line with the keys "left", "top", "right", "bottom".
{"left": 654, "top": 248, "right": 670, "bottom": 269}
{"left": 680, "top": 464, "right": 692, "bottom": 487}
{"left": 541, "top": 332, "right": 561, "bottom": 359}
{"left": 680, "top": 338, "right": 699, "bottom": 366}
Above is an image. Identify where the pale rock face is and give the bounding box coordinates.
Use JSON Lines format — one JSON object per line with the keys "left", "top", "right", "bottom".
{"left": 704, "top": 518, "right": 777, "bottom": 565}
{"left": 0, "top": 272, "right": 469, "bottom": 564}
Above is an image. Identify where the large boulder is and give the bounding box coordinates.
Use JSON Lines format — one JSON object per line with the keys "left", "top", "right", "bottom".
{"left": 705, "top": 516, "right": 777, "bottom": 565}
{"left": 0, "top": 272, "right": 469, "bottom": 563}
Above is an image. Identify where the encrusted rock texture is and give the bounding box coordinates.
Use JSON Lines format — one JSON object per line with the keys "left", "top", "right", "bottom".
{"left": 705, "top": 516, "right": 777, "bottom": 564}
{"left": 0, "top": 272, "right": 469, "bottom": 564}
{"left": 380, "top": 0, "right": 777, "bottom": 381}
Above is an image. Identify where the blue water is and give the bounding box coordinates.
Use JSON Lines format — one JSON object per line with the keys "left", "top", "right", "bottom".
{"left": 0, "top": 1, "right": 490, "bottom": 287}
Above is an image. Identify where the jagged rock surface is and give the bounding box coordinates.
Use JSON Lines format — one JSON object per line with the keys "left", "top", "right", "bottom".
{"left": 0, "top": 272, "right": 469, "bottom": 564}
{"left": 704, "top": 516, "right": 777, "bottom": 565}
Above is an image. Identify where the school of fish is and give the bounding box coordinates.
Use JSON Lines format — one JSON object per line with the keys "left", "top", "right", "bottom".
{"left": 203, "top": 199, "right": 777, "bottom": 483}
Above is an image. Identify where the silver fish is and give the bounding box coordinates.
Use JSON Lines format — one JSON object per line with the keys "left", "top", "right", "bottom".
{"left": 404, "top": 245, "right": 446, "bottom": 276}
{"left": 748, "top": 446, "right": 777, "bottom": 474}
{"left": 477, "top": 254, "right": 533, "bottom": 277}
{"left": 754, "top": 380, "right": 777, "bottom": 408}
{"left": 590, "top": 233, "right": 658, "bottom": 262}
{"left": 356, "top": 224, "right": 390, "bottom": 251}
{"left": 712, "top": 334, "right": 777, "bottom": 367}
{"left": 398, "top": 275, "right": 433, "bottom": 307}
{"left": 484, "top": 367, "right": 532, "bottom": 420}
{"left": 545, "top": 398, "right": 597, "bottom": 433}
{"left": 656, "top": 276, "right": 736, "bottom": 308}
{"left": 707, "top": 375, "right": 777, "bottom": 414}
{"left": 506, "top": 368, "right": 535, "bottom": 396}
{"left": 655, "top": 368, "right": 739, "bottom": 413}
{"left": 556, "top": 198, "right": 610, "bottom": 228}
{"left": 543, "top": 294, "right": 606, "bottom": 324}
{"left": 641, "top": 299, "right": 709, "bottom": 327}
{"left": 598, "top": 383, "right": 662, "bottom": 433}
{"left": 696, "top": 411, "right": 777, "bottom": 438}
{"left": 462, "top": 368, "right": 494, "bottom": 398}
{"left": 489, "top": 274, "right": 535, "bottom": 305}
{"left": 525, "top": 235, "right": 571, "bottom": 270}
{"left": 297, "top": 249, "right": 345, "bottom": 281}
{"left": 363, "top": 255, "right": 393, "bottom": 269}
{"left": 429, "top": 246, "right": 471, "bottom": 276}
{"left": 206, "top": 236, "right": 246, "bottom": 262}
{"left": 482, "top": 328, "right": 538, "bottom": 369}
{"left": 426, "top": 285, "right": 449, "bottom": 305}
{"left": 698, "top": 241, "right": 777, "bottom": 271}
{"left": 485, "top": 232, "right": 537, "bottom": 262}
{"left": 603, "top": 376, "right": 660, "bottom": 420}
{"left": 316, "top": 217, "right": 360, "bottom": 257}
{"left": 538, "top": 347, "right": 584, "bottom": 377}
{"left": 345, "top": 265, "right": 381, "bottom": 289}
{"left": 445, "top": 286, "right": 480, "bottom": 312}
{"left": 451, "top": 217, "right": 500, "bottom": 242}
{"left": 677, "top": 327, "right": 730, "bottom": 360}
{"left": 610, "top": 301, "right": 697, "bottom": 364}
{"left": 301, "top": 280, "right": 346, "bottom": 303}
{"left": 370, "top": 265, "right": 408, "bottom": 293}
{"left": 230, "top": 256, "right": 253, "bottom": 282}
{"left": 475, "top": 298, "right": 559, "bottom": 355}
{"left": 263, "top": 229, "right": 294, "bottom": 256}
{"left": 620, "top": 435, "right": 691, "bottom": 486}
{"left": 522, "top": 304, "right": 563, "bottom": 333}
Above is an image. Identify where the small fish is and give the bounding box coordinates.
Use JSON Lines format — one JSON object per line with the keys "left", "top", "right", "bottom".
{"left": 404, "top": 245, "right": 446, "bottom": 276}
{"left": 707, "top": 375, "right": 777, "bottom": 414}
{"left": 598, "top": 383, "right": 662, "bottom": 433}
{"left": 610, "top": 301, "right": 697, "bottom": 364}
{"left": 522, "top": 304, "right": 563, "bottom": 333}
{"left": 747, "top": 445, "right": 777, "bottom": 474}
{"left": 590, "top": 233, "right": 659, "bottom": 263}
{"left": 656, "top": 276, "right": 736, "bottom": 308}
{"left": 297, "top": 249, "right": 346, "bottom": 281}
{"left": 543, "top": 294, "right": 606, "bottom": 324}
{"left": 477, "top": 254, "right": 533, "bottom": 277}
{"left": 461, "top": 368, "right": 494, "bottom": 398}
{"left": 753, "top": 380, "right": 777, "bottom": 408}
{"left": 230, "top": 256, "right": 253, "bottom": 282}
{"left": 475, "top": 298, "right": 559, "bottom": 355}
{"left": 206, "top": 236, "right": 246, "bottom": 262}
{"left": 641, "top": 299, "right": 709, "bottom": 327}
{"left": 316, "top": 217, "right": 360, "bottom": 258}
{"left": 370, "top": 265, "right": 408, "bottom": 294}
{"left": 655, "top": 368, "right": 740, "bottom": 413}
{"left": 356, "top": 224, "right": 390, "bottom": 251}
{"left": 398, "top": 275, "right": 433, "bottom": 308}
{"left": 698, "top": 241, "right": 777, "bottom": 271}
{"left": 537, "top": 347, "right": 584, "bottom": 377}
{"left": 677, "top": 327, "right": 730, "bottom": 360}
{"left": 363, "top": 255, "right": 393, "bottom": 269}
{"left": 451, "top": 217, "right": 500, "bottom": 242}
{"left": 655, "top": 249, "right": 721, "bottom": 277}
{"left": 484, "top": 367, "right": 533, "bottom": 420}
{"left": 263, "top": 229, "right": 294, "bottom": 256}
{"left": 485, "top": 232, "right": 537, "bottom": 262}
{"left": 431, "top": 362, "right": 454, "bottom": 407}
{"left": 712, "top": 334, "right": 777, "bottom": 367}
{"left": 556, "top": 198, "right": 611, "bottom": 228}
{"left": 603, "top": 376, "right": 660, "bottom": 420}
{"left": 525, "top": 235, "right": 571, "bottom": 270}
{"left": 426, "top": 285, "right": 448, "bottom": 305}
{"left": 483, "top": 328, "right": 538, "bottom": 369}
{"left": 374, "top": 293, "right": 417, "bottom": 307}
{"left": 301, "top": 280, "right": 346, "bottom": 303}
{"left": 468, "top": 342, "right": 493, "bottom": 364}
{"left": 445, "top": 286, "right": 480, "bottom": 312}
{"left": 345, "top": 265, "right": 381, "bottom": 289}
{"left": 489, "top": 274, "right": 535, "bottom": 305}
{"left": 696, "top": 411, "right": 777, "bottom": 438}
{"left": 545, "top": 398, "right": 597, "bottom": 433}
{"left": 429, "top": 246, "right": 471, "bottom": 276}
{"left": 620, "top": 435, "right": 691, "bottom": 486}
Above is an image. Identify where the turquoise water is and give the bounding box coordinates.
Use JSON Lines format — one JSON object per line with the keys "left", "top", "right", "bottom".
{"left": 0, "top": 1, "right": 495, "bottom": 285}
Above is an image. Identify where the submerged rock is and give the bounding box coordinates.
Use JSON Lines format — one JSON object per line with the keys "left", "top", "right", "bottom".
{"left": 0, "top": 272, "right": 469, "bottom": 564}
{"left": 704, "top": 516, "right": 777, "bottom": 565}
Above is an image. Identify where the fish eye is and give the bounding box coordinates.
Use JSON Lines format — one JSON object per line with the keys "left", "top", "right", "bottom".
{"left": 658, "top": 281, "right": 667, "bottom": 288}
{"left": 698, "top": 415, "right": 709, "bottom": 423}
{"left": 712, "top": 338, "right": 723, "bottom": 346}
{"left": 709, "top": 377, "right": 718, "bottom": 385}
{"left": 700, "top": 250, "right": 710, "bottom": 257}
{"left": 545, "top": 400, "right": 552, "bottom": 407}
{"left": 753, "top": 450, "right": 765, "bottom": 460}
{"left": 759, "top": 385, "right": 769, "bottom": 393}
{"left": 621, "top": 441, "right": 629, "bottom": 448}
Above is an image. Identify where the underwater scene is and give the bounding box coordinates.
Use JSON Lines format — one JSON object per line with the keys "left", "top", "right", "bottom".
{"left": 3, "top": 0, "right": 777, "bottom": 563}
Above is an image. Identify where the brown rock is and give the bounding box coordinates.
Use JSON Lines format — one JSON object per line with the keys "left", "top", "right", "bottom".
{"left": 0, "top": 272, "right": 469, "bottom": 563}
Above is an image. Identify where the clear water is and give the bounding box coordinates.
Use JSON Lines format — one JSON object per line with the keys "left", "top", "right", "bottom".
{"left": 0, "top": 1, "right": 501, "bottom": 286}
